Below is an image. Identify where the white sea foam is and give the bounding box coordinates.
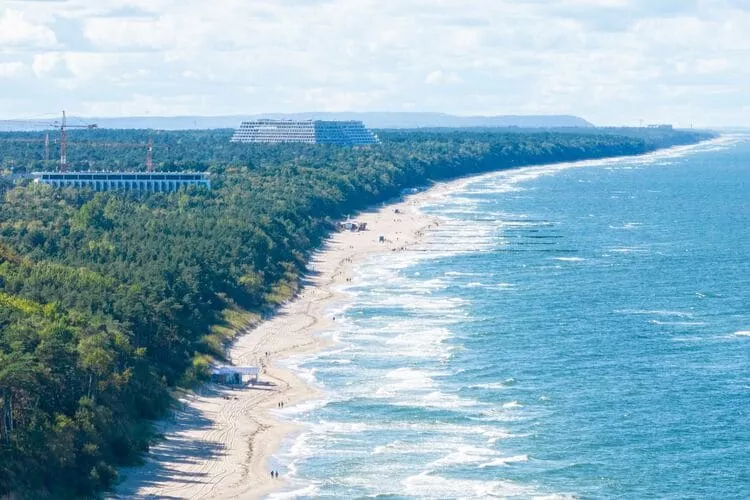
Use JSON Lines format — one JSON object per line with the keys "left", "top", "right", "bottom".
{"left": 372, "top": 440, "right": 406, "bottom": 455}
{"left": 427, "top": 445, "right": 500, "bottom": 467}
{"left": 649, "top": 320, "right": 707, "bottom": 327}
{"left": 266, "top": 484, "right": 321, "bottom": 499}
{"left": 466, "top": 382, "right": 511, "bottom": 390}
{"left": 617, "top": 309, "right": 695, "bottom": 318}
{"left": 609, "top": 222, "right": 643, "bottom": 230}
{"left": 286, "top": 431, "right": 314, "bottom": 459}
{"left": 608, "top": 246, "right": 649, "bottom": 254}
{"left": 444, "top": 270, "right": 481, "bottom": 277}
{"left": 382, "top": 367, "right": 438, "bottom": 391}
{"left": 306, "top": 420, "right": 512, "bottom": 438}
{"left": 353, "top": 317, "right": 454, "bottom": 358}
{"left": 503, "top": 400, "right": 524, "bottom": 409}
{"left": 402, "top": 471, "right": 538, "bottom": 499}
{"left": 274, "top": 390, "right": 336, "bottom": 418}
{"left": 327, "top": 358, "right": 352, "bottom": 365}
{"left": 476, "top": 408, "right": 530, "bottom": 422}
{"left": 367, "top": 294, "right": 466, "bottom": 312}
{"left": 294, "top": 366, "right": 319, "bottom": 386}
{"left": 465, "top": 281, "right": 485, "bottom": 288}
{"left": 479, "top": 454, "right": 530, "bottom": 467}
{"left": 482, "top": 428, "right": 517, "bottom": 443}
{"left": 554, "top": 257, "right": 586, "bottom": 262}
{"left": 455, "top": 281, "right": 516, "bottom": 291}
{"left": 389, "top": 390, "right": 481, "bottom": 410}
{"left": 734, "top": 330, "right": 750, "bottom": 337}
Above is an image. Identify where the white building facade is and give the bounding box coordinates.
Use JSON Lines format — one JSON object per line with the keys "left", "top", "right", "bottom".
{"left": 32, "top": 172, "right": 211, "bottom": 192}
{"left": 230, "top": 119, "right": 379, "bottom": 145}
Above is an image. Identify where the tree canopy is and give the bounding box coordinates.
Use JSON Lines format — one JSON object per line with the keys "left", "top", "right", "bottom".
{"left": 0, "top": 127, "right": 714, "bottom": 497}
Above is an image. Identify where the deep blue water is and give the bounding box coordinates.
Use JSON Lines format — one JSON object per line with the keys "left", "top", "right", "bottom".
{"left": 270, "top": 136, "right": 750, "bottom": 499}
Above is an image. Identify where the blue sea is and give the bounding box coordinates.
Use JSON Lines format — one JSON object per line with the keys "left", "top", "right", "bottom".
{"left": 269, "top": 136, "right": 750, "bottom": 499}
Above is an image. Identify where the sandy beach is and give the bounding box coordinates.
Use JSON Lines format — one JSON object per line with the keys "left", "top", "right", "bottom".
{"left": 114, "top": 190, "right": 442, "bottom": 499}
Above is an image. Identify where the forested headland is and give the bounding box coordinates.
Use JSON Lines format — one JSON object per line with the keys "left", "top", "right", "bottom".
{"left": 0, "top": 127, "right": 714, "bottom": 498}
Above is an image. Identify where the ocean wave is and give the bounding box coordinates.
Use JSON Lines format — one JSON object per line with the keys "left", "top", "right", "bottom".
{"left": 461, "top": 281, "right": 516, "bottom": 290}
{"left": 616, "top": 309, "right": 695, "bottom": 318}
{"left": 609, "top": 222, "right": 643, "bottom": 230}
{"left": 734, "top": 330, "right": 750, "bottom": 337}
{"left": 328, "top": 358, "right": 352, "bottom": 365}
{"left": 266, "top": 484, "right": 320, "bottom": 499}
{"left": 475, "top": 407, "right": 532, "bottom": 422}
{"left": 466, "top": 381, "right": 512, "bottom": 390}
{"left": 607, "top": 246, "right": 650, "bottom": 254}
{"left": 417, "top": 137, "right": 732, "bottom": 221}
{"left": 366, "top": 294, "right": 467, "bottom": 312}
{"left": 649, "top": 320, "right": 707, "bottom": 327}
{"left": 402, "top": 471, "right": 538, "bottom": 498}
{"left": 427, "top": 445, "right": 500, "bottom": 467}
{"left": 382, "top": 367, "right": 439, "bottom": 390}
{"left": 464, "top": 281, "right": 486, "bottom": 288}
{"left": 479, "top": 454, "right": 530, "bottom": 467}
{"left": 393, "top": 390, "right": 482, "bottom": 410}
{"left": 372, "top": 440, "right": 408, "bottom": 455}
{"left": 444, "top": 271, "right": 481, "bottom": 277}
{"left": 381, "top": 328, "right": 453, "bottom": 359}
{"left": 482, "top": 428, "right": 517, "bottom": 443}
{"left": 276, "top": 397, "right": 332, "bottom": 417}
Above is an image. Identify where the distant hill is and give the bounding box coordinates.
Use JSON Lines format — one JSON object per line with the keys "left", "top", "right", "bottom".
{"left": 15, "top": 112, "right": 593, "bottom": 131}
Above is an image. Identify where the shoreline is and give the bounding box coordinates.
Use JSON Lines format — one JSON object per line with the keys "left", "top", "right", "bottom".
{"left": 113, "top": 138, "right": 723, "bottom": 499}
{"left": 114, "top": 189, "right": 442, "bottom": 499}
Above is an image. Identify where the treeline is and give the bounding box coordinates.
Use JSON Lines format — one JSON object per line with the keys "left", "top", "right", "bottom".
{"left": 0, "top": 127, "right": 711, "bottom": 174}
{"left": 0, "top": 128, "right": 714, "bottom": 497}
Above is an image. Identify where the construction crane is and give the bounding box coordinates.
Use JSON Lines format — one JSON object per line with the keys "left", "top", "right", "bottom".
{"left": 58, "top": 111, "right": 97, "bottom": 171}
{"left": 0, "top": 110, "right": 97, "bottom": 171}
{"left": 72, "top": 136, "right": 161, "bottom": 171}
{"left": 0, "top": 134, "right": 52, "bottom": 162}
{"left": 0, "top": 137, "right": 161, "bottom": 172}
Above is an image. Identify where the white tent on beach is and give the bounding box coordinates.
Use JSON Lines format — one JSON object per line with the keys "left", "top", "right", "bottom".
{"left": 210, "top": 365, "right": 260, "bottom": 385}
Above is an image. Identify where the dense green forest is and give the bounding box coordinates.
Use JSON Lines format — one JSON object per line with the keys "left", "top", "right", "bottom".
{"left": 0, "top": 127, "right": 714, "bottom": 497}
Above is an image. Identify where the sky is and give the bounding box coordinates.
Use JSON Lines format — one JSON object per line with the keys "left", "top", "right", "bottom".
{"left": 1, "top": 0, "right": 749, "bottom": 127}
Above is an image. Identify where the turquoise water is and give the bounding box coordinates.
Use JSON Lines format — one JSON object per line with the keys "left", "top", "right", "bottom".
{"left": 270, "top": 136, "right": 750, "bottom": 499}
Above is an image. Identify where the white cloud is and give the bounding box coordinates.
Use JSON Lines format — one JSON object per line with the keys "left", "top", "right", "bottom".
{"left": 425, "top": 70, "right": 463, "bottom": 85}
{"left": 0, "top": 62, "right": 26, "bottom": 78}
{"left": 0, "top": 0, "right": 748, "bottom": 125}
{"left": 0, "top": 9, "right": 57, "bottom": 47}
{"left": 32, "top": 53, "right": 68, "bottom": 78}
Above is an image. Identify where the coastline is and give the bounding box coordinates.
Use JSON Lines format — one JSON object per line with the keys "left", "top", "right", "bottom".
{"left": 114, "top": 189, "right": 443, "bottom": 499}
{"left": 113, "top": 137, "right": 724, "bottom": 499}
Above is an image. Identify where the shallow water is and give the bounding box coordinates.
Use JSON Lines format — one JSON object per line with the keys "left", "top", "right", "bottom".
{"left": 270, "top": 136, "right": 750, "bottom": 499}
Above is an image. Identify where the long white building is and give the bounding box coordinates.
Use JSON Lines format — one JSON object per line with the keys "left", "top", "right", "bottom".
{"left": 230, "top": 119, "right": 379, "bottom": 145}
{"left": 32, "top": 172, "right": 211, "bottom": 192}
